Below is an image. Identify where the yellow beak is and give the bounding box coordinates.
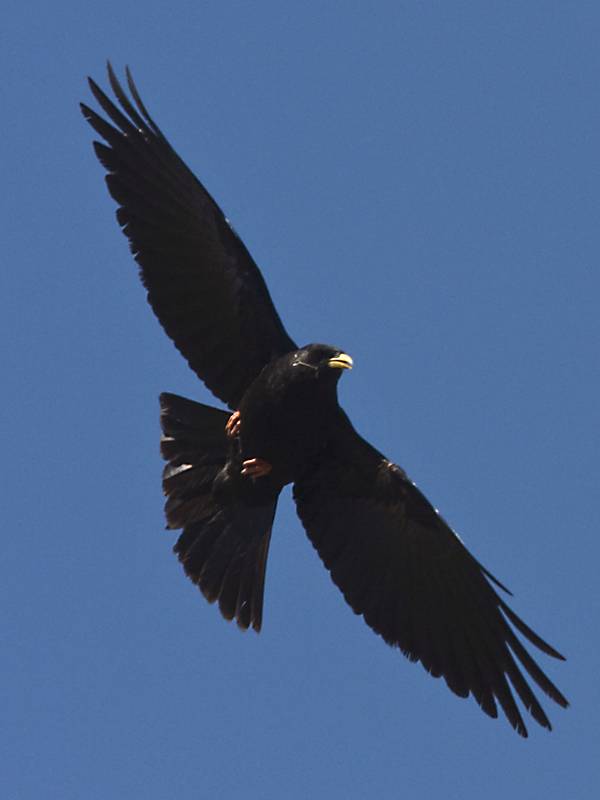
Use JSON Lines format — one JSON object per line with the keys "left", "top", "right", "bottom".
{"left": 327, "top": 353, "right": 353, "bottom": 370}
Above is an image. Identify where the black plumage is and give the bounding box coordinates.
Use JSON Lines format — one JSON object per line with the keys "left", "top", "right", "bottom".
{"left": 82, "top": 64, "right": 568, "bottom": 737}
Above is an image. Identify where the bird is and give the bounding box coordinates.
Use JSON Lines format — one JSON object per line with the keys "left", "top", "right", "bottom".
{"left": 81, "top": 63, "right": 568, "bottom": 737}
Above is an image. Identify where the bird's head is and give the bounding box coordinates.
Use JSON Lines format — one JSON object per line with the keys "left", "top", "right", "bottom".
{"left": 291, "top": 344, "right": 353, "bottom": 382}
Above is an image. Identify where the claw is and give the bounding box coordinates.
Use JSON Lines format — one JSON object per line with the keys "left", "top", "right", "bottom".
{"left": 226, "top": 410, "right": 241, "bottom": 438}
{"left": 241, "top": 458, "right": 273, "bottom": 478}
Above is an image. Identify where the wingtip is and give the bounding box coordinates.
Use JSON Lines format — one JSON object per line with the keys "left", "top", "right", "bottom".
{"left": 87, "top": 76, "right": 104, "bottom": 102}
{"left": 554, "top": 650, "right": 567, "bottom": 663}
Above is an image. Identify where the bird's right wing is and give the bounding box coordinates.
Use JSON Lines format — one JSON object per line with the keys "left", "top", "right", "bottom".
{"left": 81, "top": 64, "right": 297, "bottom": 409}
{"left": 293, "top": 412, "right": 568, "bottom": 736}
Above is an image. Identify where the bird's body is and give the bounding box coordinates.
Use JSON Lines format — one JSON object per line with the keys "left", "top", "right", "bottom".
{"left": 82, "top": 64, "right": 569, "bottom": 737}
{"left": 237, "top": 346, "right": 348, "bottom": 485}
{"left": 212, "top": 345, "right": 349, "bottom": 508}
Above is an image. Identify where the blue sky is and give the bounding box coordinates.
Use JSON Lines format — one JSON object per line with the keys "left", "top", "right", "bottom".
{"left": 3, "top": 2, "right": 598, "bottom": 797}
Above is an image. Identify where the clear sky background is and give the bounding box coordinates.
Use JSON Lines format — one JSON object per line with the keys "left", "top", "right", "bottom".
{"left": 3, "top": 2, "right": 598, "bottom": 798}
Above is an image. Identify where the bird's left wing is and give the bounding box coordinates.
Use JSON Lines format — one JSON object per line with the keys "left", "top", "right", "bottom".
{"left": 81, "top": 64, "right": 296, "bottom": 409}
{"left": 293, "top": 413, "right": 568, "bottom": 736}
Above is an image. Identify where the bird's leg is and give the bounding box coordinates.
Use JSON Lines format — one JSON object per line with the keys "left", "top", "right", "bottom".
{"left": 225, "top": 410, "right": 241, "bottom": 438}
{"left": 241, "top": 458, "right": 273, "bottom": 478}
{"left": 225, "top": 412, "right": 272, "bottom": 477}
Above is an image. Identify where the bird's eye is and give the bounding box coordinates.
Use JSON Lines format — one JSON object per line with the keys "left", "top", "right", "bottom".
{"left": 312, "top": 349, "right": 330, "bottom": 363}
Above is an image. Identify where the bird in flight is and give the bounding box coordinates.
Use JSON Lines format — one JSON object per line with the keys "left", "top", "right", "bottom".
{"left": 81, "top": 64, "right": 568, "bottom": 737}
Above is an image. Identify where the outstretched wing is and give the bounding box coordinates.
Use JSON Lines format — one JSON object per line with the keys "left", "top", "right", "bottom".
{"left": 81, "top": 64, "right": 297, "bottom": 409}
{"left": 293, "top": 413, "right": 568, "bottom": 737}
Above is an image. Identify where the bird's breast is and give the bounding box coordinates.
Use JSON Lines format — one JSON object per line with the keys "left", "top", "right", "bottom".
{"left": 239, "top": 372, "right": 338, "bottom": 485}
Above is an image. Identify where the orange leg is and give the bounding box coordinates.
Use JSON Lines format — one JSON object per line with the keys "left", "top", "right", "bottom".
{"left": 241, "top": 458, "right": 273, "bottom": 478}
{"left": 225, "top": 410, "right": 241, "bottom": 438}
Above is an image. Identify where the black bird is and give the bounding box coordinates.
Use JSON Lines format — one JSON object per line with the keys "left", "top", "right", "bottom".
{"left": 81, "top": 64, "right": 568, "bottom": 737}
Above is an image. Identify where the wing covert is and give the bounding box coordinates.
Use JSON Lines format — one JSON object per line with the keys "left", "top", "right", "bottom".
{"left": 81, "top": 63, "right": 296, "bottom": 408}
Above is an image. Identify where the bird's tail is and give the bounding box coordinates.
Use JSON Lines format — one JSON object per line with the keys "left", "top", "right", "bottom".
{"left": 160, "top": 392, "right": 277, "bottom": 631}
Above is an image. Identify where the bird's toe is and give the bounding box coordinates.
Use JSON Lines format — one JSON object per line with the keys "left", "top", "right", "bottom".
{"left": 241, "top": 458, "right": 273, "bottom": 478}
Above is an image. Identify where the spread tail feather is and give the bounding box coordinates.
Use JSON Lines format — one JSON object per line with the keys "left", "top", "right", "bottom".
{"left": 160, "top": 392, "right": 277, "bottom": 631}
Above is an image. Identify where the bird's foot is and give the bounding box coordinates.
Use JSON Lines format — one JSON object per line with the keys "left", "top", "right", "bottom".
{"left": 241, "top": 458, "right": 273, "bottom": 478}
{"left": 225, "top": 410, "right": 241, "bottom": 438}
